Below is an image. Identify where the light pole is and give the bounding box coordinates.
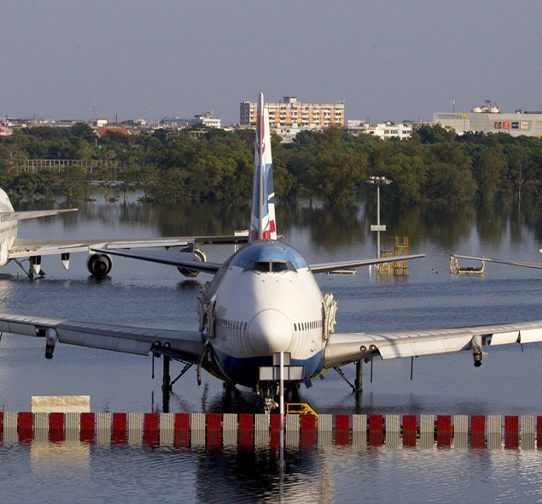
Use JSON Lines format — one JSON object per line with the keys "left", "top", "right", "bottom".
{"left": 366, "top": 176, "right": 392, "bottom": 258}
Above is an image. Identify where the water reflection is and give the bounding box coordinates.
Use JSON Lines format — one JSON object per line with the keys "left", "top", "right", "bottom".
{"left": 31, "top": 440, "right": 90, "bottom": 475}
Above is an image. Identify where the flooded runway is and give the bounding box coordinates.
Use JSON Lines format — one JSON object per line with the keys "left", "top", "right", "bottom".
{"left": 2, "top": 198, "right": 542, "bottom": 502}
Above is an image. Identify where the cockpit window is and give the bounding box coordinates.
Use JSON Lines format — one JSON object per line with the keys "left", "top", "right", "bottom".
{"left": 244, "top": 261, "right": 297, "bottom": 273}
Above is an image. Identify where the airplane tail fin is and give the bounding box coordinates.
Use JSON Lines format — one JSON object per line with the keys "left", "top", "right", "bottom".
{"left": 249, "top": 93, "right": 277, "bottom": 242}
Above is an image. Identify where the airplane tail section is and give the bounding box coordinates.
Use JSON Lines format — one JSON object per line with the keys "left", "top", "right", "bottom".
{"left": 250, "top": 93, "right": 276, "bottom": 242}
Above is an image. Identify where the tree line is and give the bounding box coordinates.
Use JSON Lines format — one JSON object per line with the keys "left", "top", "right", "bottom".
{"left": 1, "top": 121, "right": 541, "bottom": 207}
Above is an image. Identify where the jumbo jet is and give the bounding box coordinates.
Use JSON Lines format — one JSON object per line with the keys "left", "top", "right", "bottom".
{"left": 0, "top": 188, "right": 244, "bottom": 278}
{"left": 2, "top": 94, "right": 542, "bottom": 412}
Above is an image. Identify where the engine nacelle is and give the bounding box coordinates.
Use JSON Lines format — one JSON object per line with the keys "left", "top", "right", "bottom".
{"left": 61, "top": 252, "right": 70, "bottom": 270}
{"left": 178, "top": 247, "right": 206, "bottom": 277}
{"left": 30, "top": 255, "right": 42, "bottom": 275}
{"left": 45, "top": 328, "right": 58, "bottom": 359}
{"left": 471, "top": 335, "right": 483, "bottom": 367}
{"left": 87, "top": 253, "right": 113, "bottom": 277}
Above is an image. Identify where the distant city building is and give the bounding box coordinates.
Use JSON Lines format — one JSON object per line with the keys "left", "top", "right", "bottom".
{"left": 90, "top": 119, "right": 108, "bottom": 127}
{"left": 434, "top": 104, "right": 542, "bottom": 138}
{"left": 160, "top": 111, "right": 220, "bottom": 129}
{"left": 373, "top": 122, "right": 413, "bottom": 139}
{"left": 240, "top": 97, "right": 344, "bottom": 129}
{"left": 94, "top": 127, "right": 131, "bottom": 137}
{"left": 197, "top": 111, "right": 221, "bottom": 128}
{"left": 0, "top": 123, "right": 10, "bottom": 136}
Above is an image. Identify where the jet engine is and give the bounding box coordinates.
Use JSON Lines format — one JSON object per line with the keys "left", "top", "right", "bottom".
{"left": 471, "top": 335, "right": 483, "bottom": 367}
{"left": 177, "top": 247, "right": 206, "bottom": 277}
{"left": 45, "top": 328, "right": 58, "bottom": 359}
{"left": 86, "top": 253, "right": 113, "bottom": 277}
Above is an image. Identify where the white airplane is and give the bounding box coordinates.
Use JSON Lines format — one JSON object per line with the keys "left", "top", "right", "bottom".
{"left": 452, "top": 254, "right": 542, "bottom": 270}
{"left": 0, "top": 188, "right": 245, "bottom": 278}
{"left": 1, "top": 93, "right": 542, "bottom": 413}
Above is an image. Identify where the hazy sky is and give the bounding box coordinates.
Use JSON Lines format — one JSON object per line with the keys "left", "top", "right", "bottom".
{"left": 2, "top": 1, "right": 541, "bottom": 125}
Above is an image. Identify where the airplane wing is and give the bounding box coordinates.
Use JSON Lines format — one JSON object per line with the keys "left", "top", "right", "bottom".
{"left": 89, "top": 249, "right": 425, "bottom": 276}
{"left": 324, "top": 320, "right": 542, "bottom": 367}
{"left": 0, "top": 312, "right": 205, "bottom": 363}
{"left": 309, "top": 254, "right": 425, "bottom": 273}
{"left": 453, "top": 254, "right": 542, "bottom": 270}
{"left": 0, "top": 208, "right": 77, "bottom": 222}
{"left": 91, "top": 247, "right": 222, "bottom": 275}
{"left": 9, "top": 234, "right": 248, "bottom": 260}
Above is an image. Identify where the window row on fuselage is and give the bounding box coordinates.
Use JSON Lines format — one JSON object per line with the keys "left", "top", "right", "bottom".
{"left": 294, "top": 320, "right": 322, "bottom": 332}
{"left": 216, "top": 318, "right": 248, "bottom": 334}
{"left": 216, "top": 318, "right": 322, "bottom": 335}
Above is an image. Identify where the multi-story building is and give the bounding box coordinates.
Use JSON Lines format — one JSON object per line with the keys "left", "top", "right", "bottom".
{"left": 434, "top": 104, "right": 542, "bottom": 138}
{"left": 240, "top": 97, "right": 344, "bottom": 129}
{"left": 373, "top": 121, "right": 413, "bottom": 139}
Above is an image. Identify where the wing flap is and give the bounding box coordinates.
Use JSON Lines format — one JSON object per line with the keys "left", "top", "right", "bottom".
{"left": 519, "top": 328, "right": 542, "bottom": 344}
{"left": 489, "top": 330, "right": 519, "bottom": 345}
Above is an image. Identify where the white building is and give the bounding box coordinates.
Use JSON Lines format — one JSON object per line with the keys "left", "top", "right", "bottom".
{"left": 373, "top": 122, "right": 413, "bottom": 139}
{"left": 198, "top": 112, "right": 221, "bottom": 128}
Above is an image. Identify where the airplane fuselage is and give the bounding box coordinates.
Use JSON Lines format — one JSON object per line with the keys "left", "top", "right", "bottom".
{"left": 206, "top": 240, "right": 327, "bottom": 388}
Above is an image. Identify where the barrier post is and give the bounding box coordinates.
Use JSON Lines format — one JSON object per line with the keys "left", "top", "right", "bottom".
{"left": 175, "top": 413, "right": 190, "bottom": 448}
{"left": 504, "top": 416, "right": 519, "bottom": 449}
{"left": 112, "top": 413, "right": 127, "bottom": 444}
{"left": 471, "top": 415, "right": 485, "bottom": 449}
{"left": 335, "top": 414, "right": 350, "bottom": 446}
{"left": 402, "top": 415, "right": 417, "bottom": 447}
{"left": 369, "top": 414, "right": 383, "bottom": 446}
{"left": 239, "top": 414, "right": 253, "bottom": 450}
{"left": 437, "top": 415, "right": 452, "bottom": 447}
{"left": 144, "top": 413, "right": 159, "bottom": 446}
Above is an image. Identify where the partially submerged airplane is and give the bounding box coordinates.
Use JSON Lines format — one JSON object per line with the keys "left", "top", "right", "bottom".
{"left": 0, "top": 188, "right": 245, "bottom": 278}
{"left": 452, "top": 254, "right": 542, "bottom": 271}
{"left": 1, "top": 94, "right": 542, "bottom": 412}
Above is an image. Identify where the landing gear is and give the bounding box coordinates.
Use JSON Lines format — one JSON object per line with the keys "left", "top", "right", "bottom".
{"left": 334, "top": 360, "right": 363, "bottom": 395}
{"left": 157, "top": 353, "right": 194, "bottom": 413}
{"left": 13, "top": 257, "right": 45, "bottom": 279}
{"left": 355, "top": 360, "right": 363, "bottom": 394}
{"left": 264, "top": 395, "right": 279, "bottom": 415}
{"left": 258, "top": 384, "right": 279, "bottom": 414}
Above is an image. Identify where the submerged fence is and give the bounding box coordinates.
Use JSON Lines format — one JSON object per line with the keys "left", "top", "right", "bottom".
{"left": 1, "top": 412, "right": 541, "bottom": 449}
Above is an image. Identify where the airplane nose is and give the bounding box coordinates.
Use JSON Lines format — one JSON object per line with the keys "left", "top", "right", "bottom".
{"left": 248, "top": 309, "right": 293, "bottom": 355}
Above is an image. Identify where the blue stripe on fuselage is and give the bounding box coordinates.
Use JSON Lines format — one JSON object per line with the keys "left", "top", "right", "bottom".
{"left": 212, "top": 347, "right": 324, "bottom": 388}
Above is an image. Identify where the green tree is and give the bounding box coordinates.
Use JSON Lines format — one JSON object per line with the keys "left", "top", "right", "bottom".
{"left": 475, "top": 145, "right": 508, "bottom": 202}
{"left": 58, "top": 165, "right": 92, "bottom": 201}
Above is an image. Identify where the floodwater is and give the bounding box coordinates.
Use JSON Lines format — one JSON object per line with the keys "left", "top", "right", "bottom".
{"left": 2, "top": 196, "right": 542, "bottom": 503}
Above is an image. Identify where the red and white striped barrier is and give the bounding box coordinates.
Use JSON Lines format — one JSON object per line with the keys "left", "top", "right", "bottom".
{"left": 0, "top": 412, "right": 540, "bottom": 449}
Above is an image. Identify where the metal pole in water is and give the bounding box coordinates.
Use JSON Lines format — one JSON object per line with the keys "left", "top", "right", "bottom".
{"left": 377, "top": 181, "right": 381, "bottom": 258}
{"left": 162, "top": 355, "right": 171, "bottom": 414}
{"left": 279, "top": 351, "right": 285, "bottom": 469}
